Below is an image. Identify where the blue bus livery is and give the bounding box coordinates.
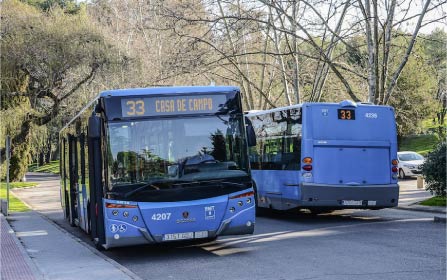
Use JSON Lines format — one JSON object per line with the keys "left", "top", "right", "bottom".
{"left": 59, "top": 86, "right": 256, "bottom": 249}
{"left": 246, "top": 100, "right": 399, "bottom": 212}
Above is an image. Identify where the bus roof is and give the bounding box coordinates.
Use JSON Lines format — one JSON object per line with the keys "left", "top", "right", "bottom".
{"left": 245, "top": 104, "right": 302, "bottom": 116}
{"left": 99, "top": 86, "right": 240, "bottom": 97}
{"left": 245, "top": 101, "right": 391, "bottom": 117}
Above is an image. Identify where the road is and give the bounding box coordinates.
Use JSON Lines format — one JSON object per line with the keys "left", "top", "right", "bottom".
{"left": 13, "top": 173, "right": 446, "bottom": 280}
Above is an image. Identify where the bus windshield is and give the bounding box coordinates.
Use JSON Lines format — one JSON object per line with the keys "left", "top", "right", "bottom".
{"left": 106, "top": 115, "right": 250, "bottom": 201}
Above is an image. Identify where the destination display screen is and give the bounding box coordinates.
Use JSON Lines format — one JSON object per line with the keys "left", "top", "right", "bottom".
{"left": 337, "top": 109, "right": 355, "bottom": 120}
{"left": 120, "top": 95, "right": 228, "bottom": 117}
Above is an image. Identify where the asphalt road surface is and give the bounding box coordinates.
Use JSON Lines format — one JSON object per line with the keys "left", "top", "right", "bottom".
{"left": 15, "top": 173, "right": 447, "bottom": 280}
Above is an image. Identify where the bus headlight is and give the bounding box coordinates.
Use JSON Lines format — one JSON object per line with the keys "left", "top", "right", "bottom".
{"left": 246, "top": 198, "right": 252, "bottom": 204}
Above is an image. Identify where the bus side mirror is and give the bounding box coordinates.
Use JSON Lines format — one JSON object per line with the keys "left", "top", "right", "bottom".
{"left": 245, "top": 117, "right": 256, "bottom": 147}
{"left": 88, "top": 115, "right": 102, "bottom": 139}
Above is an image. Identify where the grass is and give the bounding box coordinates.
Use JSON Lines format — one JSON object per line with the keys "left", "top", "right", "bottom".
{"left": 399, "top": 134, "right": 440, "bottom": 156}
{"left": 420, "top": 196, "right": 447, "bottom": 207}
{"left": 28, "top": 160, "right": 60, "bottom": 174}
{"left": 0, "top": 182, "right": 38, "bottom": 212}
{"left": 422, "top": 116, "right": 446, "bottom": 132}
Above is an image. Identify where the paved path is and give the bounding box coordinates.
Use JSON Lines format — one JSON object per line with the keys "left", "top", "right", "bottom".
{"left": 398, "top": 179, "right": 433, "bottom": 206}
{"left": 6, "top": 173, "right": 141, "bottom": 280}
{"left": 1, "top": 213, "right": 41, "bottom": 280}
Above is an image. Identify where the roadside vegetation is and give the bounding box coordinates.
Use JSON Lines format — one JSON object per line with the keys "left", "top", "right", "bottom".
{"left": 422, "top": 141, "right": 446, "bottom": 198}
{"left": 0, "top": 182, "right": 38, "bottom": 212}
{"left": 28, "top": 160, "right": 60, "bottom": 174}
{"left": 420, "top": 196, "right": 447, "bottom": 207}
{"left": 1, "top": 0, "right": 446, "bottom": 182}
{"left": 399, "top": 134, "right": 440, "bottom": 156}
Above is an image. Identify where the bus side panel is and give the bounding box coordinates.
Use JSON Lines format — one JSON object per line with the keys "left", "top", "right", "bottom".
{"left": 252, "top": 170, "right": 300, "bottom": 210}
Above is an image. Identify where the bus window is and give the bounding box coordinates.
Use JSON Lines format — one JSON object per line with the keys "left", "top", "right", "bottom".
{"left": 250, "top": 109, "right": 301, "bottom": 171}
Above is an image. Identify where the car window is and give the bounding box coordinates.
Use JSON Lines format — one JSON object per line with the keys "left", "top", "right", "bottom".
{"left": 398, "top": 153, "right": 423, "bottom": 161}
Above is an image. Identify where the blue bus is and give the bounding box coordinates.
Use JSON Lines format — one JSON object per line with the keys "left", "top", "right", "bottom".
{"left": 246, "top": 100, "right": 399, "bottom": 213}
{"left": 59, "top": 86, "right": 256, "bottom": 249}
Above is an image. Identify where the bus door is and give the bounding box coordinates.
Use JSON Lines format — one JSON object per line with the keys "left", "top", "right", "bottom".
{"left": 77, "top": 134, "right": 89, "bottom": 232}
{"left": 68, "top": 134, "right": 79, "bottom": 226}
{"left": 60, "top": 138, "right": 69, "bottom": 219}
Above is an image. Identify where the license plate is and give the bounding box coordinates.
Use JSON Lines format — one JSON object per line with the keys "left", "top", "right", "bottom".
{"left": 342, "top": 200, "right": 362, "bottom": 206}
{"left": 162, "top": 231, "right": 209, "bottom": 241}
{"left": 163, "top": 232, "right": 194, "bottom": 241}
{"left": 194, "top": 231, "right": 208, "bottom": 239}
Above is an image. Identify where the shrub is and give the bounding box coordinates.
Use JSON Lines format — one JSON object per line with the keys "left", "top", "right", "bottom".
{"left": 422, "top": 142, "right": 446, "bottom": 196}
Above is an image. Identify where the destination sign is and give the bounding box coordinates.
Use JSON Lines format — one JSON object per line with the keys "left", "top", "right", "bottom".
{"left": 120, "top": 95, "right": 228, "bottom": 117}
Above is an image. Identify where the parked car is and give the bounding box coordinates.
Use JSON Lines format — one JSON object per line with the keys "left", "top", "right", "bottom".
{"left": 397, "top": 151, "right": 425, "bottom": 179}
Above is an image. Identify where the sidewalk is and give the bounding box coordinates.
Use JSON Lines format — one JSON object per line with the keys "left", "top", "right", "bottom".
{"left": 5, "top": 211, "right": 141, "bottom": 280}
{"left": 1, "top": 213, "right": 42, "bottom": 280}
{"left": 2, "top": 172, "right": 142, "bottom": 280}
{"left": 397, "top": 179, "right": 446, "bottom": 215}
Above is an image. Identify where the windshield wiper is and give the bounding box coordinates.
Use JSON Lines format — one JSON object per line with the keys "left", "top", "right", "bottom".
{"left": 172, "top": 179, "right": 246, "bottom": 188}
{"left": 123, "top": 180, "right": 165, "bottom": 198}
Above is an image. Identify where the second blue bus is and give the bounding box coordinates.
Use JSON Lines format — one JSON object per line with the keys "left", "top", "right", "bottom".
{"left": 246, "top": 100, "right": 399, "bottom": 213}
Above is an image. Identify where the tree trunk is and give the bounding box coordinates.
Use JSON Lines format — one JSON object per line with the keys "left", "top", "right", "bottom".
{"left": 45, "top": 150, "right": 51, "bottom": 164}
{"left": 39, "top": 152, "right": 45, "bottom": 166}
{"left": 9, "top": 122, "right": 32, "bottom": 181}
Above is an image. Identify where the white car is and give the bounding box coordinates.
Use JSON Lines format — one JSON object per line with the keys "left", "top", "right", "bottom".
{"left": 397, "top": 151, "right": 425, "bottom": 179}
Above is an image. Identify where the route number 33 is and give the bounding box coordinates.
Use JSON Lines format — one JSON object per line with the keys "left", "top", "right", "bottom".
{"left": 125, "top": 100, "right": 145, "bottom": 116}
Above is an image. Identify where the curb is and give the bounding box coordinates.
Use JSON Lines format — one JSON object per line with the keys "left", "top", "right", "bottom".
{"left": 2, "top": 213, "right": 44, "bottom": 280}
{"left": 395, "top": 205, "right": 446, "bottom": 214}
{"left": 37, "top": 212, "right": 144, "bottom": 280}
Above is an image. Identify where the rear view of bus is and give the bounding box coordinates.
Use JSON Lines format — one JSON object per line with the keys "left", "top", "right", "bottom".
{"left": 247, "top": 100, "right": 399, "bottom": 212}
{"left": 60, "top": 86, "right": 255, "bottom": 249}
{"left": 299, "top": 100, "right": 399, "bottom": 210}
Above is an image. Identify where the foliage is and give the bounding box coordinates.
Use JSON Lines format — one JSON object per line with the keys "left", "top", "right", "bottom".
{"left": 0, "top": 189, "right": 29, "bottom": 212}
{"left": 0, "top": 182, "right": 38, "bottom": 189}
{"left": 28, "top": 160, "right": 60, "bottom": 174}
{"left": 22, "top": 0, "right": 82, "bottom": 13}
{"left": 399, "top": 134, "right": 440, "bottom": 156}
{"left": 1, "top": 0, "right": 445, "bottom": 182}
{"left": 420, "top": 196, "right": 447, "bottom": 207}
{"left": 422, "top": 29, "right": 447, "bottom": 139}
{"left": 1, "top": 0, "right": 126, "bottom": 181}
{"left": 422, "top": 142, "right": 446, "bottom": 197}
{"left": 388, "top": 36, "right": 438, "bottom": 138}
{"left": 0, "top": 182, "right": 37, "bottom": 212}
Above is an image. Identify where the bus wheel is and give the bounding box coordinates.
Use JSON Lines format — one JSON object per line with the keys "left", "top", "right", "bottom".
{"left": 399, "top": 169, "right": 406, "bottom": 179}
{"left": 95, "top": 241, "right": 106, "bottom": 251}
{"left": 309, "top": 208, "right": 333, "bottom": 215}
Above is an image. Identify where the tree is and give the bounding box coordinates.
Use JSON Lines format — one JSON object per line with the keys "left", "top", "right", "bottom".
{"left": 422, "top": 142, "right": 446, "bottom": 197}
{"left": 1, "top": 0, "right": 124, "bottom": 180}
{"left": 423, "top": 28, "right": 447, "bottom": 138}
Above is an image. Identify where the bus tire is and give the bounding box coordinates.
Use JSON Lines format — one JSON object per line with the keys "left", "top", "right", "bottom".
{"left": 253, "top": 182, "right": 267, "bottom": 216}
{"left": 309, "top": 208, "right": 333, "bottom": 215}
{"left": 95, "top": 242, "right": 106, "bottom": 251}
